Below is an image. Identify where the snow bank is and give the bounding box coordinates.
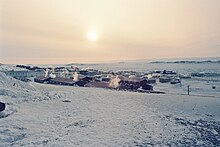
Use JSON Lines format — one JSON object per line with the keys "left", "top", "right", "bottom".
{"left": 0, "top": 72, "right": 37, "bottom": 119}
{"left": 0, "top": 72, "right": 35, "bottom": 91}
{"left": 0, "top": 72, "right": 38, "bottom": 103}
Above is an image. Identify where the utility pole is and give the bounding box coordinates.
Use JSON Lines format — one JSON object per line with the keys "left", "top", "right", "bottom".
{"left": 188, "top": 85, "right": 190, "bottom": 95}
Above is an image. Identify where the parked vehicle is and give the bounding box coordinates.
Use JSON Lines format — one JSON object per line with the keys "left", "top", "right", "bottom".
{"left": 170, "top": 78, "right": 181, "bottom": 84}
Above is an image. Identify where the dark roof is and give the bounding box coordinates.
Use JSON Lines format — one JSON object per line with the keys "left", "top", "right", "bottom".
{"left": 74, "top": 80, "right": 88, "bottom": 86}
{"left": 35, "top": 76, "right": 50, "bottom": 80}
{"left": 5, "top": 70, "right": 28, "bottom": 73}
{"left": 50, "top": 77, "right": 75, "bottom": 84}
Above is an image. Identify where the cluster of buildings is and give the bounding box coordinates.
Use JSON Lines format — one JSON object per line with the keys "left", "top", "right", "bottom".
{"left": 13, "top": 64, "right": 156, "bottom": 91}
{"left": 3, "top": 65, "right": 45, "bottom": 81}
{"left": 2, "top": 64, "right": 184, "bottom": 93}
{"left": 34, "top": 73, "right": 154, "bottom": 91}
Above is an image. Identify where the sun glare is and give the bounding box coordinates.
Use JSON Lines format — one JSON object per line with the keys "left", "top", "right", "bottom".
{"left": 87, "top": 31, "right": 98, "bottom": 42}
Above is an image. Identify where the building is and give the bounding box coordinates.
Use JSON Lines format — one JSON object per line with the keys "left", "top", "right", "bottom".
{"left": 139, "top": 79, "right": 153, "bottom": 90}
{"left": 48, "top": 77, "right": 75, "bottom": 86}
{"left": 109, "top": 76, "right": 140, "bottom": 90}
{"left": 27, "top": 70, "right": 45, "bottom": 77}
{"left": 159, "top": 76, "right": 172, "bottom": 83}
{"left": 34, "top": 76, "right": 51, "bottom": 83}
{"left": 74, "top": 80, "right": 88, "bottom": 87}
{"left": 109, "top": 76, "right": 153, "bottom": 91}
{"left": 101, "top": 77, "right": 110, "bottom": 82}
{"left": 4, "top": 70, "right": 28, "bottom": 80}
{"left": 140, "top": 79, "right": 156, "bottom": 85}
{"left": 3, "top": 70, "right": 45, "bottom": 81}
{"left": 81, "top": 76, "right": 93, "bottom": 82}
{"left": 162, "top": 70, "right": 177, "bottom": 75}
{"left": 85, "top": 81, "right": 110, "bottom": 88}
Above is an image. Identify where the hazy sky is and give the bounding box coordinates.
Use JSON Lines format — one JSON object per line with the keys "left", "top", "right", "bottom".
{"left": 0, "top": 0, "right": 220, "bottom": 64}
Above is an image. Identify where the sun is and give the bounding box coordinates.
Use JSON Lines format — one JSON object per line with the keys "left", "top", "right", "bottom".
{"left": 87, "top": 31, "right": 98, "bottom": 42}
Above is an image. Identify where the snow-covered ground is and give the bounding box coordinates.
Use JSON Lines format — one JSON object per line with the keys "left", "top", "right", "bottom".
{"left": 0, "top": 72, "right": 220, "bottom": 146}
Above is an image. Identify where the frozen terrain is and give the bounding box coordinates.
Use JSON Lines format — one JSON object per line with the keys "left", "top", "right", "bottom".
{"left": 0, "top": 71, "right": 220, "bottom": 146}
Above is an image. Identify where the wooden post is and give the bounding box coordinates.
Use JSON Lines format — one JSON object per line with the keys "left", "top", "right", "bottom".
{"left": 188, "top": 85, "right": 190, "bottom": 95}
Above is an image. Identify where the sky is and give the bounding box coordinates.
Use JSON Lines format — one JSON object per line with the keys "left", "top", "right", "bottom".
{"left": 0, "top": 0, "right": 220, "bottom": 64}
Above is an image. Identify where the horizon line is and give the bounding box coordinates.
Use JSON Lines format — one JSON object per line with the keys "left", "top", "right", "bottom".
{"left": 1, "top": 56, "right": 220, "bottom": 65}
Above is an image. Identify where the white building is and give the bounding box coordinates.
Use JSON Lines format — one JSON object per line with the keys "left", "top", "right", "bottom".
{"left": 4, "top": 70, "right": 45, "bottom": 81}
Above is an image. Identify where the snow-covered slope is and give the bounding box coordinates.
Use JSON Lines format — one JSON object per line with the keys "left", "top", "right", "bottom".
{"left": 0, "top": 72, "right": 35, "bottom": 91}
{"left": 0, "top": 73, "right": 220, "bottom": 146}
{"left": 0, "top": 72, "right": 36, "bottom": 102}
